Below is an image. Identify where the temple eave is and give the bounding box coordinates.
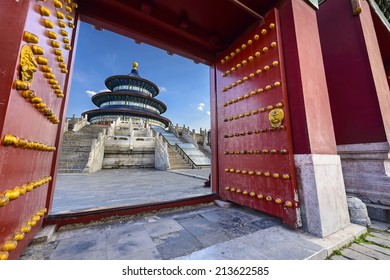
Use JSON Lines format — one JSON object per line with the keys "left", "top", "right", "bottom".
{"left": 82, "top": 108, "right": 171, "bottom": 127}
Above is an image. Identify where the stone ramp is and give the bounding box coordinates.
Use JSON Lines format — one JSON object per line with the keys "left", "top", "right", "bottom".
{"left": 177, "top": 143, "right": 211, "bottom": 166}
{"left": 58, "top": 125, "right": 107, "bottom": 173}
{"left": 151, "top": 126, "right": 211, "bottom": 168}
{"left": 152, "top": 125, "right": 182, "bottom": 146}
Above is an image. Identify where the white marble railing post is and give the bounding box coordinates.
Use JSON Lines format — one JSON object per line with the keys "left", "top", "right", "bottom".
{"left": 155, "top": 133, "right": 170, "bottom": 170}
{"left": 63, "top": 118, "right": 69, "bottom": 132}
{"left": 84, "top": 129, "right": 106, "bottom": 173}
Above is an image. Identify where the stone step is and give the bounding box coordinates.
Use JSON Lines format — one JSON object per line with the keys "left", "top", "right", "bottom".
{"left": 59, "top": 161, "right": 87, "bottom": 166}
{"left": 59, "top": 162, "right": 87, "bottom": 168}
{"left": 62, "top": 137, "right": 94, "bottom": 141}
{"left": 60, "top": 147, "right": 92, "bottom": 153}
{"left": 61, "top": 142, "right": 93, "bottom": 147}
{"left": 59, "top": 155, "right": 89, "bottom": 160}
{"left": 59, "top": 124, "right": 104, "bottom": 171}
{"left": 366, "top": 235, "right": 390, "bottom": 247}
{"left": 31, "top": 225, "right": 57, "bottom": 244}
{"left": 169, "top": 155, "right": 187, "bottom": 160}
{"left": 170, "top": 164, "right": 192, "bottom": 169}
{"left": 59, "top": 152, "right": 90, "bottom": 157}
{"left": 168, "top": 154, "right": 185, "bottom": 159}
{"left": 170, "top": 159, "right": 186, "bottom": 164}
{"left": 348, "top": 243, "right": 390, "bottom": 260}
{"left": 59, "top": 157, "right": 88, "bottom": 162}
{"left": 59, "top": 160, "right": 88, "bottom": 166}
{"left": 58, "top": 168, "right": 84, "bottom": 173}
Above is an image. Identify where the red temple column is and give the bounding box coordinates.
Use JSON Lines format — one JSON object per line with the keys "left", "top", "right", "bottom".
{"left": 278, "top": 0, "right": 350, "bottom": 237}
{"left": 318, "top": 0, "right": 390, "bottom": 221}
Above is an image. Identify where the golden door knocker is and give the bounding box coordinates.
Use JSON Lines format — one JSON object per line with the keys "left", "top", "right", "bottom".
{"left": 268, "top": 108, "right": 285, "bottom": 128}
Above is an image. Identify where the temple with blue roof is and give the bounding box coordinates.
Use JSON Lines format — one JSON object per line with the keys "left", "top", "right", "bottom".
{"left": 82, "top": 62, "right": 171, "bottom": 127}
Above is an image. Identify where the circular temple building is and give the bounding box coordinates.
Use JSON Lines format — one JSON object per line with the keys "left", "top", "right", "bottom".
{"left": 82, "top": 62, "right": 171, "bottom": 127}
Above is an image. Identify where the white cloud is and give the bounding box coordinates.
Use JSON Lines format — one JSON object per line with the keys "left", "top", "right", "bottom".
{"left": 98, "top": 88, "right": 109, "bottom": 93}
{"left": 197, "top": 103, "right": 205, "bottom": 111}
{"left": 159, "top": 86, "right": 167, "bottom": 93}
{"left": 207, "top": 111, "right": 210, "bottom": 115}
{"left": 86, "top": 90, "right": 97, "bottom": 97}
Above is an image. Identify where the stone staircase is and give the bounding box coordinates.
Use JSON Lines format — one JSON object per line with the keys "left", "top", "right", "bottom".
{"left": 58, "top": 125, "right": 107, "bottom": 173}
{"left": 168, "top": 146, "right": 192, "bottom": 169}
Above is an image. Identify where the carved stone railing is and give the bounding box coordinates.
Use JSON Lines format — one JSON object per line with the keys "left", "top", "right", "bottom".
{"left": 106, "top": 135, "right": 131, "bottom": 150}
{"left": 155, "top": 134, "right": 170, "bottom": 170}
{"left": 84, "top": 129, "right": 106, "bottom": 173}
{"left": 72, "top": 115, "right": 88, "bottom": 132}
{"left": 106, "top": 117, "right": 121, "bottom": 136}
{"left": 169, "top": 124, "right": 209, "bottom": 147}
{"left": 63, "top": 118, "right": 69, "bottom": 132}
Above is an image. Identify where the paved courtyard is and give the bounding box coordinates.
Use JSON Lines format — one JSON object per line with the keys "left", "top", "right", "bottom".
{"left": 21, "top": 203, "right": 374, "bottom": 260}
{"left": 52, "top": 168, "right": 211, "bottom": 214}
{"left": 21, "top": 168, "right": 389, "bottom": 260}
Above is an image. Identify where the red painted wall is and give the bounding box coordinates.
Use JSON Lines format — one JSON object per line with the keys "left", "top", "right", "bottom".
{"left": 317, "top": 0, "right": 387, "bottom": 145}
{"left": 279, "top": 0, "right": 337, "bottom": 154}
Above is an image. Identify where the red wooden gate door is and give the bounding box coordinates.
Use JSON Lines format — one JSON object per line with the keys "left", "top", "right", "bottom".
{"left": 216, "top": 9, "right": 301, "bottom": 227}
{"left": 0, "top": 0, "right": 77, "bottom": 260}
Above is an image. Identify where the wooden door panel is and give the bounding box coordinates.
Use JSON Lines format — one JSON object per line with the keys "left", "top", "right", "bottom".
{"left": 216, "top": 9, "right": 301, "bottom": 227}
{"left": 0, "top": 0, "right": 78, "bottom": 260}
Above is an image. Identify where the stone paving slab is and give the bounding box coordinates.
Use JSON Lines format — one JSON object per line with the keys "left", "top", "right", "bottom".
{"left": 366, "top": 235, "right": 390, "bottom": 247}
{"left": 144, "top": 218, "right": 184, "bottom": 238}
{"left": 156, "top": 230, "right": 204, "bottom": 259}
{"left": 53, "top": 169, "right": 211, "bottom": 214}
{"left": 51, "top": 248, "right": 108, "bottom": 260}
{"left": 20, "top": 241, "right": 59, "bottom": 260}
{"left": 168, "top": 168, "right": 210, "bottom": 180}
{"left": 55, "top": 224, "right": 108, "bottom": 241}
{"left": 106, "top": 226, "right": 156, "bottom": 257}
{"left": 348, "top": 243, "right": 390, "bottom": 260}
{"left": 330, "top": 255, "right": 350, "bottom": 260}
{"left": 32, "top": 225, "right": 57, "bottom": 244}
{"left": 177, "top": 225, "right": 324, "bottom": 260}
{"left": 48, "top": 231, "right": 107, "bottom": 260}
{"left": 251, "top": 218, "right": 281, "bottom": 230}
{"left": 115, "top": 247, "right": 161, "bottom": 260}
{"left": 370, "top": 220, "right": 390, "bottom": 231}
{"left": 370, "top": 231, "right": 390, "bottom": 241}
{"left": 106, "top": 235, "right": 156, "bottom": 260}
{"left": 199, "top": 209, "right": 234, "bottom": 223}
{"left": 176, "top": 215, "right": 234, "bottom": 247}
{"left": 305, "top": 223, "right": 367, "bottom": 258}
{"left": 20, "top": 204, "right": 369, "bottom": 260}
{"left": 341, "top": 248, "right": 376, "bottom": 260}
{"left": 358, "top": 242, "right": 390, "bottom": 256}
{"left": 218, "top": 217, "right": 262, "bottom": 237}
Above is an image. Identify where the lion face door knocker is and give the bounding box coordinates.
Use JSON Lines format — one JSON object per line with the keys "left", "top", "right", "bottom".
{"left": 268, "top": 108, "right": 284, "bottom": 128}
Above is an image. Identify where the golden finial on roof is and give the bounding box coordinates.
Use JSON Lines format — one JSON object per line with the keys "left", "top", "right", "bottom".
{"left": 133, "top": 61, "right": 138, "bottom": 70}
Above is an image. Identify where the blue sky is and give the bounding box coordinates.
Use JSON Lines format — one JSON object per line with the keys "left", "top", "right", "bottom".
{"left": 67, "top": 21, "right": 211, "bottom": 130}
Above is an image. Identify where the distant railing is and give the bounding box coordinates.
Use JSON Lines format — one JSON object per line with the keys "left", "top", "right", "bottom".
{"left": 72, "top": 115, "right": 88, "bottom": 132}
